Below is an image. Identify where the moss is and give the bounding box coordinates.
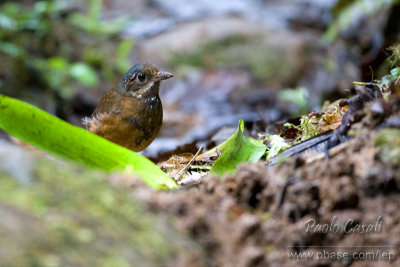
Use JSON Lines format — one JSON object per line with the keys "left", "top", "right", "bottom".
{"left": 388, "top": 44, "right": 400, "bottom": 67}
{"left": 0, "top": 157, "right": 193, "bottom": 266}
{"left": 373, "top": 128, "right": 400, "bottom": 166}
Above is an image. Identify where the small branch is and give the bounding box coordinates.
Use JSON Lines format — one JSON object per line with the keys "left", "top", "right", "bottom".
{"left": 174, "top": 144, "right": 204, "bottom": 181}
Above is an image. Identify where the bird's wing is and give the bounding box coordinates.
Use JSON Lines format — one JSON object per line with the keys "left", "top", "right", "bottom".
{"left": 92, "top": 88, "right": 122, "bottom": 115}
{"left": 85, "top": 88, "right": 121, "bottom": 133}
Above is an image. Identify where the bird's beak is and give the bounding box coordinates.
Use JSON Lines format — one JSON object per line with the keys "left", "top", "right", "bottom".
{"left": 155, "top": 71, "right": 174, "bottom": 81}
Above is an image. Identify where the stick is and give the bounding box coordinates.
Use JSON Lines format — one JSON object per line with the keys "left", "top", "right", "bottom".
{"left": 174, "top": 144, "right": 204, "bottom": 181}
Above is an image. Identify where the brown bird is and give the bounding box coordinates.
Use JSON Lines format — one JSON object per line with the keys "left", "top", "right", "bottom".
{"left": 83, "top": 62, "right": 173, "bottom": 151}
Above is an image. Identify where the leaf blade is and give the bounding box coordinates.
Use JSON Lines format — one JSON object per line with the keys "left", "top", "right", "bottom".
{"left": 210, "top": 120, "right": 266, "bottom": 176}
{"left": 0, "top": 94, "right": 178, "bottom": 190}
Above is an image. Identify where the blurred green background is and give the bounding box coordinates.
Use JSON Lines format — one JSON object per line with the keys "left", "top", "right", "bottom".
{"left": 0, "top": 0, "right": 133, "bottom": 121}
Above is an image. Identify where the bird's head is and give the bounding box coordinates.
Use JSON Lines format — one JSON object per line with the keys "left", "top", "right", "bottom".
{"left": 117, "top": 62, "right": 173, "bottom": 98}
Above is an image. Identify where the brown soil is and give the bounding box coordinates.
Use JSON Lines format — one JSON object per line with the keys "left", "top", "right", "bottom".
{"left": 129, "top": 98, "right": 400, "bottom": 266}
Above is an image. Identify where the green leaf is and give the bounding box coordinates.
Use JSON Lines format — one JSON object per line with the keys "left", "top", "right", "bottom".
{"left": 210, "top": 120, "right": 267, "bottom": 176}
{"left": 0, "top": 41, "right": 22, "bottom": 57}
{"left": 0, "top": 95, "right": 178, "bottom": 190}
{"left": 0, "top": 13, "right": 18, "bottom": 30}
{"left": 69, "top": 62, "right": 99, "bottom": 87}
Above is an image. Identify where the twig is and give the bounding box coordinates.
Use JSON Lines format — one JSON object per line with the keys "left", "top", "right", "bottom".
{"left": 174, "top": 144, "right": 204, "bottom": 181}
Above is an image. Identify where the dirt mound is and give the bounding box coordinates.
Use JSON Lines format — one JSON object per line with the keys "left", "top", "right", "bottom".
{"left": 134, "top": 98, "right": 400, "bottom": 266}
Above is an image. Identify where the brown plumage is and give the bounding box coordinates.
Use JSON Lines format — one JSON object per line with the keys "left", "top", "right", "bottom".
{"left": 83, "top": 62, "right": 173, "bottom": 151}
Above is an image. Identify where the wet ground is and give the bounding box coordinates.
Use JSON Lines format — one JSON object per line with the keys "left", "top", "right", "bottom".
{"left": 126, "top": 96, "right": 400, "bottom": 266}
{"left": 2, "top": 92, "right": 399, "bottom": 267}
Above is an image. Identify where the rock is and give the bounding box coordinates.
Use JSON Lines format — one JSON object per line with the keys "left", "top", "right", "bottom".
{"left": 136, "top": 17, "right": 268, "bottom": 62}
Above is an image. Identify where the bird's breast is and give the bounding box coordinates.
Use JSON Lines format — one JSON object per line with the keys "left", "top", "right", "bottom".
{"left": 119, "top": 94, "right": 163, "bottom": 151}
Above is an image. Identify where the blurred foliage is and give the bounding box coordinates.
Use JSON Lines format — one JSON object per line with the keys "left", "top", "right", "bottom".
{"left": 0, "top": 0, "right": 133, "bottom": 108}
{"left": 170, "top": 36, "right": 248, "bottom": 67}
{"left": 0, "top": 95, "right": 178, "bottom": 190}
{"left": 324, "top": 0, "right": 398, "bottom": 42}
{"left": 170, "top": 35, "right": 300, "bottom": 86}
{"left": 278, "top": 87, "right": 309, "bottom": 116}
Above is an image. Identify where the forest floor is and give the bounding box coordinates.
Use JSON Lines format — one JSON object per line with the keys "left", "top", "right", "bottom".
{"left": 125, "top": 95, "right": 400, "bottom": 266}
{"left": 2, "top": 93, "right": 399, "bottom": 267}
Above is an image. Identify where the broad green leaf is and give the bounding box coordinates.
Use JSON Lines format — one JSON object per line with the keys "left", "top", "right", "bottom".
{"left": 0, "top": 95, "right": 178, "bottom": 190}
{"left": 210, "top": 120, "right": 267, "bottom": 176}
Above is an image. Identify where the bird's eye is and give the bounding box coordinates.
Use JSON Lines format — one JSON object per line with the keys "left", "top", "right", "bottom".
{"left": 137, "top": 73, "right": 145, "bottom": 82}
